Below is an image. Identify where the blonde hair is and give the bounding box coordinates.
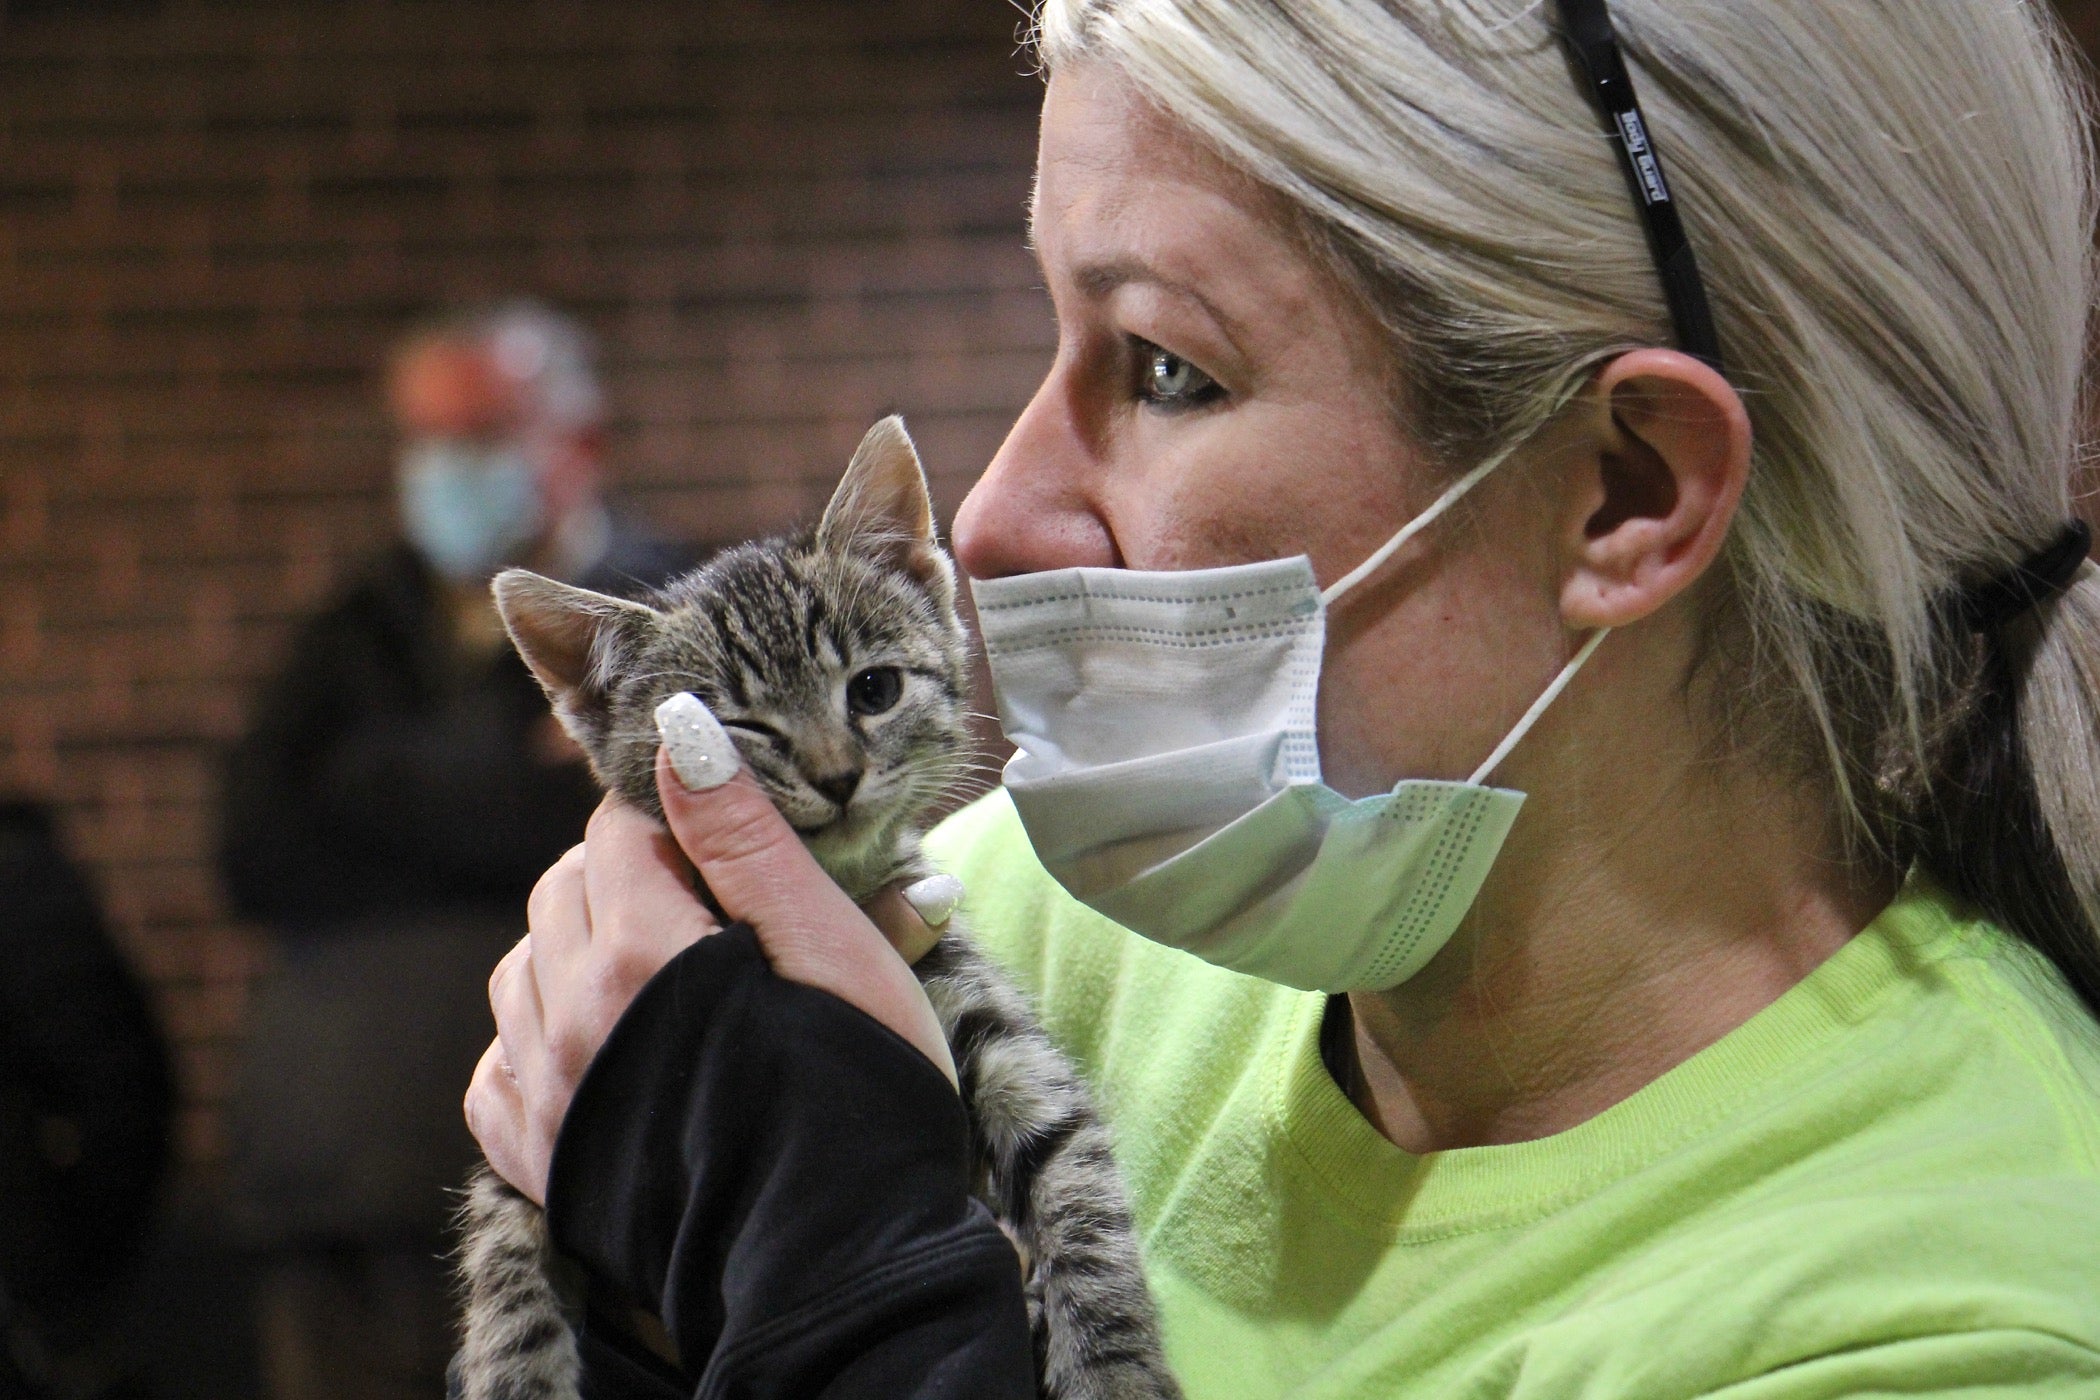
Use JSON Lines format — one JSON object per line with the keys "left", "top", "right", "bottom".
{"left": 1034, "top": 0, "right": 2100, "bottom": 1007}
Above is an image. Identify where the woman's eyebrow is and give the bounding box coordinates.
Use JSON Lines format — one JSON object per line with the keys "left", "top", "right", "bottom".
{"left": 1070, "top": 259, "right": 1249, "bottom": 352}
{"left": 1072, "top": 258, "right": 1205, "bottom": 308}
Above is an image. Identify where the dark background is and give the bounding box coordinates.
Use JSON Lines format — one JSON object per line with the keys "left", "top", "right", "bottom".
{"left": 1, "top": 0, "right": 2098, "bottom": 1392}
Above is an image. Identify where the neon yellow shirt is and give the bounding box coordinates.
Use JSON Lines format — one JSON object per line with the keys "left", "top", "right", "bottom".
{"left": 927, "top": 792, "right": 2100, "bottom": 1398}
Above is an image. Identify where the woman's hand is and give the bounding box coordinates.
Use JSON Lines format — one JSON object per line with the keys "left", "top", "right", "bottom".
{"left": 466, "top": 698, "right": 956, "bottom": 1205}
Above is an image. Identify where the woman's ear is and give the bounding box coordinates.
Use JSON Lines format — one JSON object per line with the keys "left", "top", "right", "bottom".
{"left": 1557, "top": 349, "right": 1751, "bottom": 629}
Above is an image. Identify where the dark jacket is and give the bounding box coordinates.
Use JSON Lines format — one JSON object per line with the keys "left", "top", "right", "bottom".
{"left": 220, "top": 534, "right": 685, "bottom": 929}
{"left": 0, "top": 802, "right": 173, "bottom": 1359}
{"left": 546, "top": 925, "right": 1036, "bottom": 1399}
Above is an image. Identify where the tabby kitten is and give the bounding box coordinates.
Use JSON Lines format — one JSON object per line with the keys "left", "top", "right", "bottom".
{"left": 453, "top": 417, "right": 1181, "bottom": 1400}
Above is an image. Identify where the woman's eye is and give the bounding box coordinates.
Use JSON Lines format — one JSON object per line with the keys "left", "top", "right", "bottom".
{"left": 1136, "top": 341, "right": 1222, "bottom": 409}
{"left": 845, "top": 667, "right": 903, "bottom": 717}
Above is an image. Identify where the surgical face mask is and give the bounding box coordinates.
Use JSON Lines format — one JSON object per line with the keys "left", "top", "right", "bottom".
{"left": 970, "top": 452, "right": 1608, "bottom": 994}
{"left": 396, "top": 438, "right": 545, "bottom": 581}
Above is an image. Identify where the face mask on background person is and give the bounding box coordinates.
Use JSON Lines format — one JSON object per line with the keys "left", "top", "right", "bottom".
{"left": 396, "top": 438, "right": 546, "bottom": 582}
{"left": 970, "top": 447, "right": 1608, "bottom": 995}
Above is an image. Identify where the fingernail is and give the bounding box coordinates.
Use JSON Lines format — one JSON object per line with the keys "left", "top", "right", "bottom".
{"left": 654, "top": 693, "right": 740, "bottom": 791}
{"left": 901, "top": 873, "right": 964, "bottom": 928}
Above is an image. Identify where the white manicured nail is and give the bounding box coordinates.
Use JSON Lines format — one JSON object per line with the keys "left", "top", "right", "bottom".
{"left": 654, "top": 693, "right": 739, "bottom": 791}
{"left": 901, "top": 873, "right": 964, "bottom": 928}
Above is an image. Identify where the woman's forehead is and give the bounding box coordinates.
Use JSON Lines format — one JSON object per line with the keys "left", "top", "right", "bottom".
{"left": 1030, "top": 65, "right": 1337, "bottom": 341}
{"left": 1033, "top": 65, "right": 1266, "bottom": 236}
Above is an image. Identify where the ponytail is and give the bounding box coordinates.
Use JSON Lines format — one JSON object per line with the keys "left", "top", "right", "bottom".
{"left": 1911, "top": 559, "right": 2100, "bottom": 1018}
{"left": 2010, "top": 567, "right": 2100, "bottom": 1006}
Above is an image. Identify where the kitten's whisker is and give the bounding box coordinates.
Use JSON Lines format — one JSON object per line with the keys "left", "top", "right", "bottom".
{"left": 927, "top": 766, "right": 1008, "bottom": 786}
{"left": 923, "top": 749, "right": 1004, "bottom": 768}
{"left": 618, "top": 671, "right": 707, "bottom": 690}
{"left": 927, "top": 750, "right": 1005, "bottom": 771}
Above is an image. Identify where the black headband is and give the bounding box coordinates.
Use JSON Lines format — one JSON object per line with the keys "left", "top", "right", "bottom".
{"left": 1553, "top": 3, "right": 2087, "bottom": 633}
{"left": 1552, "top": 0, "right": 1725, "bottom": 373}
{"left": 1959, "top": 521, "right": 2092, "bottom": 632}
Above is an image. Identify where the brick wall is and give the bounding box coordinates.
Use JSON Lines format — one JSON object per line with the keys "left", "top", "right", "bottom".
{"left": 0, "top": 0, "right": 1049, "bottom": 1178}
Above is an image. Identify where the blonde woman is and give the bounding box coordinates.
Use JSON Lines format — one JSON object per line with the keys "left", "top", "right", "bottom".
{"left": 465, "top": 1, "right": 2100, "bottom": 1394}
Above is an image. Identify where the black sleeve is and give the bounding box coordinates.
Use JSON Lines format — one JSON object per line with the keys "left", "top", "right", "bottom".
{"left": 545, "top": 924, "right": 1036, "bottom": 1400}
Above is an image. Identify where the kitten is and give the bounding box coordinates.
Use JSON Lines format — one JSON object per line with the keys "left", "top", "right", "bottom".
{"left": 452, "top": 417, "right": 1182, "bottom": 1400}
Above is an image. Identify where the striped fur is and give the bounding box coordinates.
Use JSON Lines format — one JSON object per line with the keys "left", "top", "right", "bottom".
{"left": 454, "top": 418, "right": 1180, "bottom": 1400}
{"left": 450, "top": 1169, "right": 578, "bottom": 1400}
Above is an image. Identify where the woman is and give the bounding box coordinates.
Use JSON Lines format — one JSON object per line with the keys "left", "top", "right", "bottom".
{"left": 467, "top": 1, "right": 2100, "bottom": 1394}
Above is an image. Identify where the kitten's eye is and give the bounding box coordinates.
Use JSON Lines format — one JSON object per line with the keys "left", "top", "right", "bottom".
{"left": 846, "top": 667, "right": 903, "bottom": 717}
{"left": 1136, "top": 340, "right": 1222, "bottom": 410}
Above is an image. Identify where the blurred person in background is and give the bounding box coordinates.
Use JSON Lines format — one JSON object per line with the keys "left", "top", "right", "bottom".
{"left": 218, "top": 301, "right": 688, "bottom": 1400}
{"left": 0, "top": 800, "right": 173, "bottom": 1400}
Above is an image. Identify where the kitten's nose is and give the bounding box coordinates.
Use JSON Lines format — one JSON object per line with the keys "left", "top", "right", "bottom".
{"left": 812, "top": 770, "right": 862, "bottom": 808}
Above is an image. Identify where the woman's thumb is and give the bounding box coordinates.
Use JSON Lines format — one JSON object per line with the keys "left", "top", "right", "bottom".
{"left": 652, "top": 692, "right": 956, "bottom": 1084}
{"left": 652, "top": 693, "right": 839, "bottom": 929}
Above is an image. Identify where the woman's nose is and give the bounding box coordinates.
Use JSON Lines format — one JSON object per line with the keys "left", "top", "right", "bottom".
{"left": 953, "top": 374, "right": 1119, "bottom": 580}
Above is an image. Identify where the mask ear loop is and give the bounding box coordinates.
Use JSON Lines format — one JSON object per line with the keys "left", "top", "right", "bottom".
{"left": 1467, "top": 628, "right": 1611, "bottom": 787}
{"left": 1319, "top": 449, "right": 1517, "bottom": 608}
{"left": 1318, "top": 408, "right": 1605, "bottom": 786}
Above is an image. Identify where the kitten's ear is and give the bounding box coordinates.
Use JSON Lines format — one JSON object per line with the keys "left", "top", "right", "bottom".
{"left": 816, "top": 416, "right": 956, "bottom": 609}
{"left": 492, "top": 569, "right": 659, "bottom": 746}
